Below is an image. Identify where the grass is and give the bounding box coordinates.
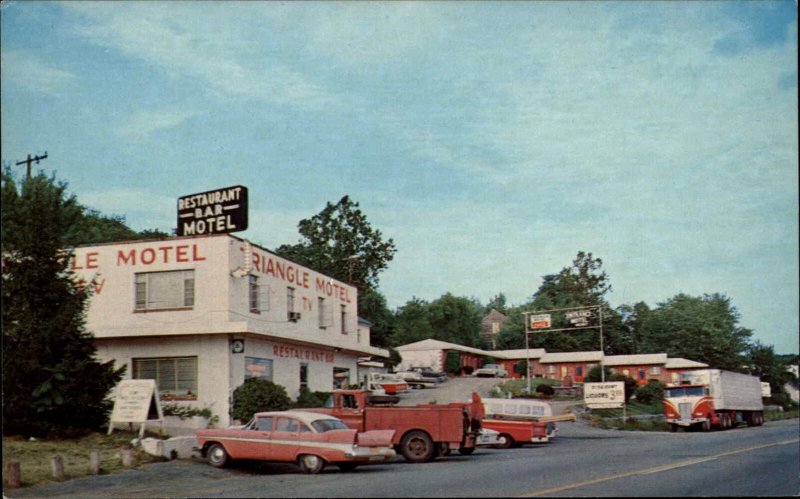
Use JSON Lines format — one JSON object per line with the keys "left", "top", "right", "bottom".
{"left": 2, "top": 430, "right": 166, "bottom": 489}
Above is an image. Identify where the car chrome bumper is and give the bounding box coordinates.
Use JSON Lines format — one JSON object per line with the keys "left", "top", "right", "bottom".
{"left": 344, "top": 447, "right": 396, "bottom": 461}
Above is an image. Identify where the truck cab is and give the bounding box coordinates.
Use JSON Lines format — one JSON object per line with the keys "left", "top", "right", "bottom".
{"left": 663, "top": 384, "right": 713, "bottom": 431}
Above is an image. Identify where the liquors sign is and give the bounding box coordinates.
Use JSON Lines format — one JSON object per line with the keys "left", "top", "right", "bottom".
{"left": 177, "top": 185, "right": 248, "bottom": 236}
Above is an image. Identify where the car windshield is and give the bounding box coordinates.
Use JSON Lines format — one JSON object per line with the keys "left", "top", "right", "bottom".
{"left": 665, "top": 386, "right": 706, "bottom": 398}
{"left": 311, "top": 419, "right": 350, "bottom": 432}
{"left": 482, "top": 364, "right": 499, "bottom": 369}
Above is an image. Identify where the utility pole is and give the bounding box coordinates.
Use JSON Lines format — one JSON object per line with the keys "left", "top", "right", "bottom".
{"left": 15, "top": 152, "right": 48, "bottom": 180}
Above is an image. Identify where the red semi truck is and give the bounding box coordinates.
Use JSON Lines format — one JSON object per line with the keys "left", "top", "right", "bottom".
{"left": 304, "top": 390, "right": 485, "bottom": 463}
{"left": 663, "top": 369, "right": 765, "bottom": 432}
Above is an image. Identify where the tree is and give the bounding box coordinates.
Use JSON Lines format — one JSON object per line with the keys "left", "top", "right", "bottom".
{"left": 485, "top": 293, "right": 508, "bottom": 314}
{"left": 390, "top": 297, "right": 435, "bottom": 347}
{"left": 357, "top": 288, "right": 393, "bottom": 348}
{"left": 2, "top": 170, "right": 125, "bottom": 437}
{"left": 747, "top": 341, "right": 795, "bottom": 408}
{"left": 428, "top": 293, "right": 484, "bottom": 348}
{"left": 639, "top": 293, "right": 752, "bottom": 371}
{"left": 275, "top": 196, "right": 396, "bottom": 291}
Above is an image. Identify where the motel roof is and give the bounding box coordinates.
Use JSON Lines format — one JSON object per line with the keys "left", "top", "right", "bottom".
{"left": 604, "top": 353, "right": 669, "bottom": 366}
{"left": 539, "top": 351, "right": 605, "bottom": 363}
{"left": 664, "top": 357, "right": 709, "bottom": 369}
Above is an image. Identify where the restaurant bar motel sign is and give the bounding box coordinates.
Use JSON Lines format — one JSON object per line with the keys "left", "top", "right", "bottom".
{"left": 177, "top": 185, "right": 248, "bottom": 236}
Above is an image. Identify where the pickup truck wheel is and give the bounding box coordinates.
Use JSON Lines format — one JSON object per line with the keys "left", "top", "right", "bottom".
{"left": 437, "top": 443, "right": 451, "bottom": 456}
{"left": 458, "top": 446, "right": 475, "bottom": 456}
{"left": 497, "top": 434, "right": 514, "bottom": 449}
{"left": 207, "top": 443, "right": 229, "bottom": 468}
{"left": 298, "top": 454, "right": 325, "bottom": 474}
{"left": 400, "top": 430, "right": 435, "bottom": 463}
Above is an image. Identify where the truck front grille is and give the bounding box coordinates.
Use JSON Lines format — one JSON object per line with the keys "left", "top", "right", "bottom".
{"left": 679, "top": 403, "right": 692, "bottom": 420}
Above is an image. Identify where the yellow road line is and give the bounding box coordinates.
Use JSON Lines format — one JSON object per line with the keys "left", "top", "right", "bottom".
{"left": 519, "top": 438, "right": 799, "bottom": 497}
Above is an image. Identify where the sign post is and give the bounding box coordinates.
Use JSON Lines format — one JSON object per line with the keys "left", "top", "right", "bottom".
{"left": 108, "top": 380, "right": 164, "bottom": 438}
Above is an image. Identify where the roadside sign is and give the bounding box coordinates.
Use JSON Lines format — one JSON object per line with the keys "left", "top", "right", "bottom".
{"left": 529, "top": 314, "right": 552, "bottom": 330}
{"left": 583, "top": 382, "right": 625, "bottom": 409}
{"left": 108, "top": 379, "right": 163, "bottom": 437}
{"left": 177, "top": 185, "right": 248, "bottom": 236}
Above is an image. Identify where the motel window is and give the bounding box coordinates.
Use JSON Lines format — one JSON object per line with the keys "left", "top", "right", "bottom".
{"left": 318, "top": 298, "right": 333, "bottom": 329}
{"left": 133, "top": 356, "right": 198, "bottom": 400}
{"left": 340, "top": 305, "right": 347, "bottom": 335}
{"left": 547, "top": 365, "right": 557, "bottom": 374}
{"left": 249, "top": 275, "right": 260, "bottom": 313}
{"left": 576, "top": 366, "right": 583, "bottom": 377}
{"left": 287, "top": 287, "right": 295, "bottom": 313}
{"left": 135, "top": 270, "right": 194, "bottom": 311}
{"left": 639, "top": 369, "right": 646, "bottom": 380}
{"left": 299, "top": 363, "right": 308, "bottom": 390}
{"left": 650, "top": 366, "right": 661, "bottom": 375}
{"left": 245, "top": 357, "right": 273, "bottom": 381}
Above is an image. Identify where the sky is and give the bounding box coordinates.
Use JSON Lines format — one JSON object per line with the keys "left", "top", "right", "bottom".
{"left": 2, "top": 1, "right": 797, "bottom": 354}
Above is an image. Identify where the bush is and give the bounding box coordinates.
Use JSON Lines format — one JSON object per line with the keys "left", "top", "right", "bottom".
{"left": 635, "top": 380, "right": 665, "bottom": 405}
{"left": 445, "top": 351, "right": 461, "bottom": 374}
{"left": 535, "top": 383, "right": 555, "bottom": 396}
{"left": 293, "top": 387, "right": 331, "bottom": 408}
{"left": 231, "top": 379, "right": 291, "bottom": 422}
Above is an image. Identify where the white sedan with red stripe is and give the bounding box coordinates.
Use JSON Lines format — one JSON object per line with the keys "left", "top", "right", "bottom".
{"left": 196, "top": 411, "right": 396, "bottom": 473}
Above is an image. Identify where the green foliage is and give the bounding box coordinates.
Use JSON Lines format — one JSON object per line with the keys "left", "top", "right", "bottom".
{"left": 293, "top": 387, "right": 332, "bottom": 408}
{"left": 390, "top": 297, "right": 435, "bottom": 346}
{"left": 634, "top": 380, "right": 665, "bottom": 405}
{"left": 747, "top": 341, "right": 795, "bottom": 408}
{"left": 535, "top": 383, "right": 555, "bottom": 396}
{"left": 357, "top": 288, "right": 393, "bottom": 349}
{"left": 639, "top": 293, "right": 752, "bottom": 370}
{"left": 274, "top": 195, "right": 396, "bottom": 291}
{"left": 445, "top": 350, "right": 462, "bottom": 374}
{"left": 2, "top": 170, "right": 125, "bottom": 437}
{"left": 390, "top": 293, "right": 483, "bottom": 348}
{"left": 515, "top": 359, "right": 528, "bottom": 376}
{"left": 231, "top": 379, "right": 291, "bottom": 421}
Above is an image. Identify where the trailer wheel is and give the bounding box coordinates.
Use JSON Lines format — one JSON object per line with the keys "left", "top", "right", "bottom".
{"left": 400, "top": 430, "right": 435, "bottom": 463}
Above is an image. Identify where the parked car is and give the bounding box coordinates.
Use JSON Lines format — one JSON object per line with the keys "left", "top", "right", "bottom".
{"left": 195, "top": 411, "right": 396, "bottom": 473}
{"left": 394, "top": 370, "right": 438, "bottom": 389}
{"left": 474, "top": 364, "right": 508, "bottom": 378}
{"left": 408, "top": 366, "right": 448, "bottom": 383}
{"left": 366, "top": 372, "right": 409, "bottom": 395}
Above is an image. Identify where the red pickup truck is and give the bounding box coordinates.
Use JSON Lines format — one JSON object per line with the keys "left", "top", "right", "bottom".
{"left": 303, "top": 390, "right": 485, "bottom": 463}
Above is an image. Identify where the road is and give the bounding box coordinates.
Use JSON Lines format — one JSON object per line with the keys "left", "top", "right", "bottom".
{"left": 8, "top": 378, "right": 799, "bottom": 498}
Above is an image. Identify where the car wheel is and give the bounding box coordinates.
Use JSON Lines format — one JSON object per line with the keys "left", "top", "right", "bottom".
{"left": 337, "top": 463, "right": 358, "bottom": 472}
{"left": 400, "top": 430, "right": 435, "bottom": 463}
{"left": 497, "top": 434, "right": 514, "bottom": 449}
{"left": 298, "top": 454, "right": 325, "bottom": 474}
{"left": 207, "top": 443, "right": 229, "bottom": 468}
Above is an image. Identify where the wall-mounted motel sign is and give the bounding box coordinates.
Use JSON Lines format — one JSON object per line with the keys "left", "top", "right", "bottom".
{"left": 177, "top": 185, "right": 248, "bottom": 236}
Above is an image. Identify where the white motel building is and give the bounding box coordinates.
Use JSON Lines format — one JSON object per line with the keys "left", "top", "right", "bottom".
{"left": 70, "top": 234, "right": 389, "bottom": 427}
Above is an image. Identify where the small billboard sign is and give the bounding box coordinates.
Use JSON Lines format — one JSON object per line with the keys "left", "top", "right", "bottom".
{"left": 177, "top": 185, "right": 248, "bottom": 236}
{"left": 583, "top": 382, "right": 625, "bottom": 409}
{"left": 529, "top": 314, "right": 552, "bottom": 330}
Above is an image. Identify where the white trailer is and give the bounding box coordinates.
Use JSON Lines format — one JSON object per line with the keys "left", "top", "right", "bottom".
{"left": 663, "top": 369, "right": 764, "bottom": 432}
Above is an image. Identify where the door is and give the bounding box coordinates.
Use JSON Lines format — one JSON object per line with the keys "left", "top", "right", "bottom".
{"left": 270, "top": 416, "right": 302, "bottom": 461}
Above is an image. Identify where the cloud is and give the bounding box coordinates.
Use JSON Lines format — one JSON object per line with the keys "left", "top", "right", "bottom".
{"left": 65, "top": 3, "right": 336, "bottom": 109}
{"left": 1, "top": 51, "right": 76, "bottom": 96}
{"left": 115, "top": 108, "right": 199, "bottom": 138}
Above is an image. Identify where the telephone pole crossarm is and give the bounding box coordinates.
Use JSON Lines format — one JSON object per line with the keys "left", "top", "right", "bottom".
{"left": 15, "top": 152, "right": 48, "bottom": 180}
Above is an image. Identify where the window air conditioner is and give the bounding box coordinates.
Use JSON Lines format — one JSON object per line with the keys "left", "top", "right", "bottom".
{"left": 288, "top": 312, "right": 301, "bottom": 322}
